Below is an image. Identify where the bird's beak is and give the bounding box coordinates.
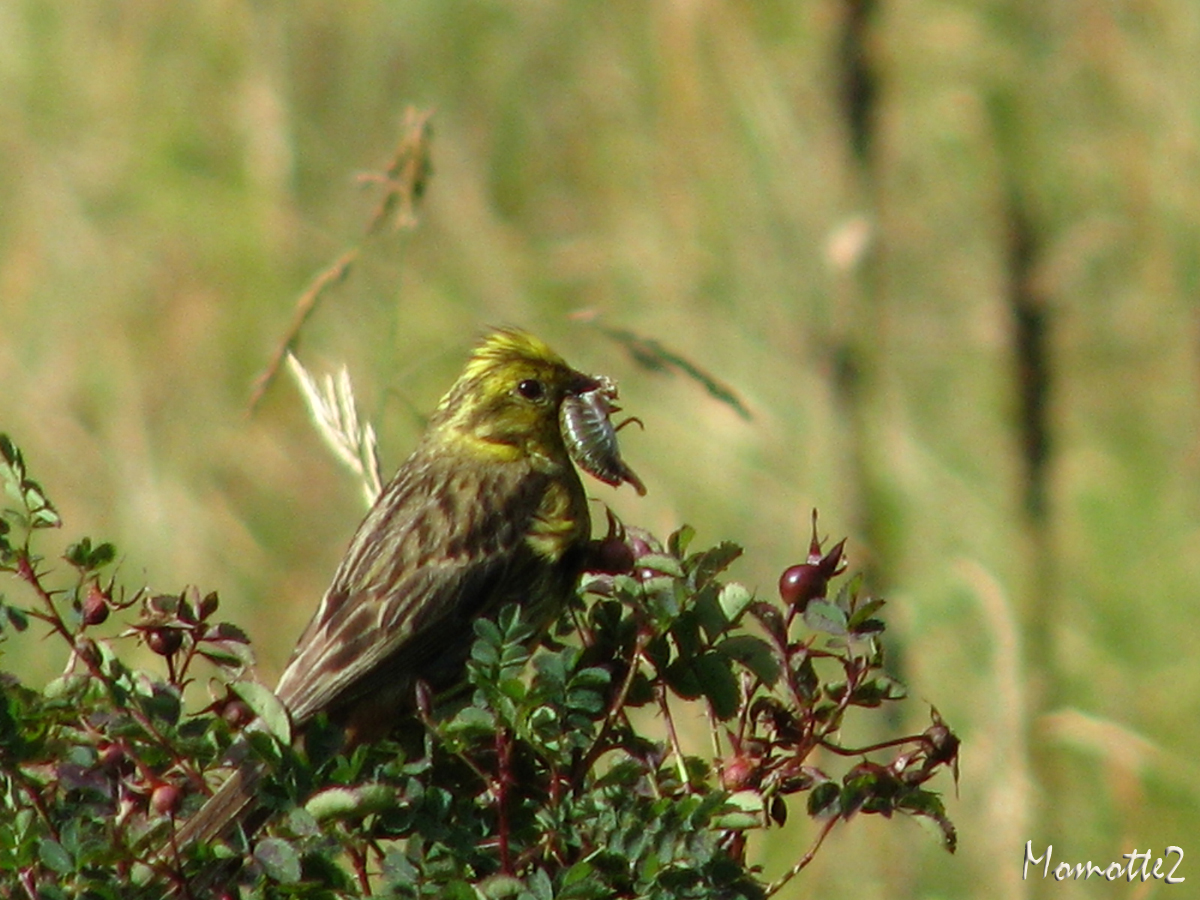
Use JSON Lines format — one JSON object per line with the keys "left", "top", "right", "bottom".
{"left": 567, "top": 372, "right": 603, "bottom": 397}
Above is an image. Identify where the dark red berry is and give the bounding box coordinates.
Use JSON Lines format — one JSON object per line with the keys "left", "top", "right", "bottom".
{"left": 96, "top": 741, "right": 125, "bottom": 772}
{"left": 586, "top": 536, "right": 636, "bottom": 574}
{"left": 720, "top": 755, "right": 760, "bottom": 791}
{"left": 82, "top": 584, "right": 110, "bottom": 626}
{"left": 779, "top": 563, "right": 827, "bottom": 609}
{"left": 151, "top": 782, "right": 181, "bottom": 816}
{"left": 146, "top": 626, "right": 183, "bottom": 656}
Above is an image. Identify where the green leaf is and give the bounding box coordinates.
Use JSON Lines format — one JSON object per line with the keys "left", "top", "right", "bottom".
{"left": 847, "top": 595, "right": 886, "bottom": 628}
{"left": 668, "top": 524, "right": 695, "bottom": 558}
{"left": 381, "top": 847, "right": 419, "bottom": 886}
{"left": 849, "top": 676, "right": 907, "bottom": 706}
{"left": 692, "top": 650, "right": 739, "bottom": 719}
{"left": 693, "top": 584, "right": 728, "bottom": 641}
{"left": 472, "top": 636, "right": 500, "bottom": 667}
{"left": 803, "top": 599, "right": 848, "bottom": 636}
{"left": 253, "top": 836, "right": 302, "bottom": 883}
{"left": 562, "top": 859, "right": 595, "bottom": 888}
{"left": 434, "top": 881, "right": 478, "bottom": 900}
{"left": 90, "top": 541, "right": 116, "bottom": 568}
{"left": 38, "top": 838, "right": 74, "bottom": 874}
{"left": 205, "top": 617, "right": 253, "bottom": 652}
{"left": 670, "top": 609, "right": 702, "bottom": 658}
{"left": 477, "top": 874, "right": 525, "bottom": 899}
{"left": 717, "top": 634, "right": 780, "bottom": 686}
{"left": 304, "top": 783, "right": 395, "bottom": 821}
{"left": 713, "top": 790, "right": 764, "bottom": 829}
{"left": 231, "top": 681, "right": 292, "bottom": 745}
{"left": 686, "top": 541, "right": 744, "bottom": 587}
{"left": 196, "top": 642, "right": 254, "bottom": 669}
{"left": 808, "top": 781, "right": 840, "bottom": 817}
{"left": 473, "top": 616, "right": 503, "bottom": 647}
{"left": 570, "top": 665, "right": 611, "bottom": 688}
{"left": 4, "top": 604, "right": 29, "bottom": 632}
{"left": 830, "top": 574, "right": 864, "bottom": 614}
{"left": 664, "top": 658, "right": 702, "bottom": 699}
{"left": 0, "top": 434, "right": 20, "bottom": 467}
{"left": 638, "top": 553, "right": 684, "bottom": 578}
{"left": 717, "top": 582, "right": 753, "bottom": 623}
{"left": 566, "top": 686, "right": 605, "bottom": 713}
{"left": 901, "top": 791, "right": 958, "bottom": 852}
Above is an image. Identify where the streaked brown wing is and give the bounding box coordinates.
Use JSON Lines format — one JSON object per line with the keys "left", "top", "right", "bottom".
{"left": 274, "top": 452, "right": 550, "bottom": 726}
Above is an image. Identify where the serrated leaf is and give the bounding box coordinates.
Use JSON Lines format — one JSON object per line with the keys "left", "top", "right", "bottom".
{"left": 686, "top": 540, "right": 744, "bottom": 586}
{"left": 532, "top": 651, "right": 568, "bottom": 688}
{"left": 0, "top": 433, "right": 20, "bottom": 467}
{"left": 850, "top": 676, "right": 906, "bottom": 706}
{"left": 445, "top": 705, "right": 496, "bottom": 736}
{"left": 304, "top": 783, "right": 394, "bottom": 821}
{"left": 808, "top": 780, "right": 840, "bottom": 817}
{"left": 30, "top": 504, "right": 61, "bottom": 529}
{"left": 571, "top": 665, "right": 611, "bottom": 688}
{"left": 231, "top": 681, "right": 291, "bottom": 745}
{"left": 279, "top": 807, "right": 321, "bottom": 839}
{"left": 477, "top": 874, "right": 525, "bottom": 899}
{"left": 38, "top": 838, "right": 73, "bottom": 874}
{"left": 89, "top": 542, "right": 116, "bottom": 568}
{"left": 692, "top": 583, "right": 727, "bottom": 641}
{"left": 254, "top": 836, "right": 302, "bottom": 883}
{"left": 902, "top": 792, "right": 957, "bottom": 852}
{"left": 382, "top": 847, "right": 419, "bottom": 885}
{"left": 638, "top": 553, "right": 684, "bottom": 578}
{"left": 562, "top": 859, "right": 595, "bottom": 888}
{"left": 565, "top": 687, "right": 605, "bottom": 713}
{"left": 664, "top": 658, "right": 702, "bottom": 699}
{"left": 803, "top": 599, "right": 848, "bottom": 635}
{"left": 473, "top": 617, "right": 503, "bottom": 646}
{"left": 717, "top": 582, "right": 753, "bottom": 623}
{"left": 712, "top": 810, "right": 761, "bottom": 830}
{"left": 847, "top": 595, "right": 886, "bottom": 628}
{"left": 717, "top": 634, "right": 780, "bottom": 686}
{"left": 196, "top": 642, "right": 254, "bottom": 669}
{"left": 830, "top": 573, "right": 863, "bottom": 613}
{"left": 471, "top": 637, "right": 499, "bottom": 667}
{"left": 668, "top": 524, "right": 695, "bottom": 557}
{"left": 440, "top": 881, "right": 479, "bottom": 900}
{"left": 692, "top": 650, "right": 739, "bottom": 719}
{"left": 206, "top": 621, "right": 250, "bottom": 644}
{"left": 670, "top": 609, "right": 702, "bottom": 658}
{"left": 749, "top": 600, "right": 786, "bottom": 644}
{"left": 198, "top": 590, "right": 220, "bottom": 619}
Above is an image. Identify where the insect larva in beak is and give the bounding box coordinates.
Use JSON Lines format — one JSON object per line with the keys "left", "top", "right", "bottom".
{"left": 560, "top": 377, "right": 646, "bottom": 496}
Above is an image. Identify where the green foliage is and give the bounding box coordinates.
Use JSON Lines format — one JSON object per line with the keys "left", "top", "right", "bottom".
{"left": 0, "top": 435, "right": 957, "bottom": 897}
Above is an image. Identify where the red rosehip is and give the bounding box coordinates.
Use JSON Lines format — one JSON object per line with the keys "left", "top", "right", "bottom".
{"left": 96, "top": 741, "right": 125, "bottom": 772}
{"left": 82, "top": 583, "right": 110, "bottom": 626}
{"left": 587, "top": 536, "right": 636, "bottom": 574}
{"left": 779, "top": 563, "right": 827, "bottom": 610}
{"left": 151, "top": 782, "right": 181, "bottom": 816}
{"left": 720, "top": 755, "right": 760, "bottom": 791}
{"left": 146, "top": 626, "right": 183, "bottom": 656}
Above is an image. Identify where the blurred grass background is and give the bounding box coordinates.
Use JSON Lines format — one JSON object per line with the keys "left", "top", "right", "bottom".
{"left": 3, "top": 2, "right": 1199, "bottom": 897}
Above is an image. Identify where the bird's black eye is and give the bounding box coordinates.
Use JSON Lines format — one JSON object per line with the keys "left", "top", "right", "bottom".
{"left": 516, "top": 378, "right": 545, "bottom": 400}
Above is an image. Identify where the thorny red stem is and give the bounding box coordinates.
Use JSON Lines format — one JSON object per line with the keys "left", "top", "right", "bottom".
{"left": 496, "top": 728, "right": 513, "bottom": 875}
{"left": 765, "top": 814, "right": 839, "bottom": 896}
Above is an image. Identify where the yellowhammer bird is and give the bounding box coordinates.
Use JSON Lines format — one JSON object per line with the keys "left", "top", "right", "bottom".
{"left": 167, "top": 328, "right": 643, "bottom": 874}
